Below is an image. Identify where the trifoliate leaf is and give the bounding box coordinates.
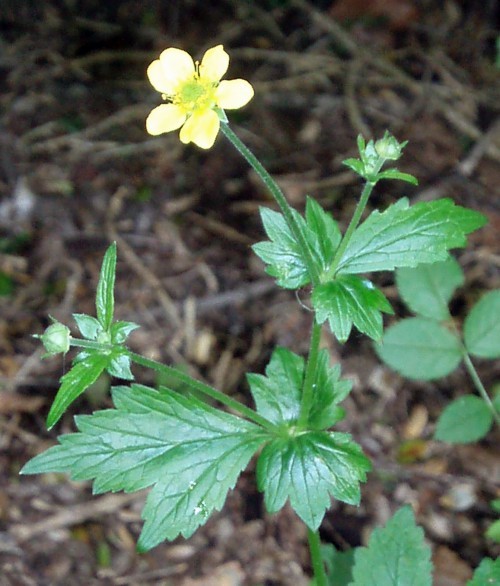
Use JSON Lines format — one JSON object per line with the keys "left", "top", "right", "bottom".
{"left": 467, "top": 557, "right": 500, "bottom": 586}
{"left": 464, "top": 290, "right": 500, "bottom": 358}
{"left": 377, "top": 317, "right": 462, "bottom": 380}
{"left": 336, "top": 198, "right": 486, "bottom": 275}
{"left": 96, "top": 243, "right": 117, "bottom": 331}
{"left": 247, "top": 347, "right": 352, "bottom": 429}
{"left": 46, "top": 354, "right": 109, "bottom": 429}
{"left": 434, "top": 395, "right": 493, "bottom": 443}
{"left": 257, "top": 431, "right": 371, "bottom": 530}
{"left": 253, "top": 201, "right": 341, "bottom": 289}
{"left": 312, "top": 276, "right": 393, "bottom": 342}
{"left": 395, "top": 257, "right": 464, "bottom": 321}
{"left": 22, "top": 384, "right": 264, "bottom": 551}
{"left": 349, "top": 506, "right": 432, "bottom": 586}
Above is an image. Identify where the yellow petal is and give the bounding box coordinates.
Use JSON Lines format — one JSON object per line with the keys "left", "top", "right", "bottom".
{"left": 146, "top": 104, "right": 186, "bottom": 136}
{"left": 151, "top": 48, "right": 195, "bottom": 94}
{"left": 147, "top": 59, "right": 172, "bottom": 94}
{"left": 199, "top": 45, "right": 229, "bottom": 82}
{"left": 179, "top": 110, "right": 220, "bottom": 149}
{"left": 215, "top": 79, "right": 254, "bottom": 109}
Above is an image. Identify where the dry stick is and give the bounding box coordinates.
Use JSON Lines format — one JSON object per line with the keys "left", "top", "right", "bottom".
{"left": 12, "top": 492, "right": 145, "bottom": 543}
{"left": 291, "top": 0, "right": 500, "bottom": 163}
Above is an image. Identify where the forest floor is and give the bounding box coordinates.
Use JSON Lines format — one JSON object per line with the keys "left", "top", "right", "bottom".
{"left": 0, "top": 1, "right": 499, "bottom": 585}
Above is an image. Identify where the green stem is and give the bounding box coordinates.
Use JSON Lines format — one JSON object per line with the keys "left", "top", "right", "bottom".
{"left": 297, "top": 320, "right": 322, "bottom": 429}
{"left": 220, "top": 123, "right": 320, "bottom": 285}
{"left": 69, "top": 338, "right": 275, "bottom": 431}
{"left": 324, "top": 178, "right": 376, "bottom": 280}
{"left": 308, "top": 528, "right": 328, "bottom": 586}
{"left": 462, "top": 352, "right": 500, "bottom": 427}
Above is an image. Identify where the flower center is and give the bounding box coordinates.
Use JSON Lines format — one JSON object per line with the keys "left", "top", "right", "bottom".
{"left": 175, "top": 76, "right": 217, "bottom": 115}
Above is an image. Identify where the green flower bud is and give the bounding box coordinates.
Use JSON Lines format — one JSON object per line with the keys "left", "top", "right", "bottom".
{"left": 39, "top": 322, "right": 70, "bottom": 355}
{"left": 374, "top": 132, "right": 405, "bottom": 161}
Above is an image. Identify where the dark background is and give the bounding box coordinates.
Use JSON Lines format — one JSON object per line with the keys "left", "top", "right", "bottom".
{"left": 0, "top": 1, "right": 499, "bottom": 584}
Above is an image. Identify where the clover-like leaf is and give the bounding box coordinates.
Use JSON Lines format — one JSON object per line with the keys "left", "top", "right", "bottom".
{"left": 312, "top": 275, "right": 393, "bottom": 342}
{"left": 22, "top": 384, "right": 264, "bottom": 551}
{"left": 464, "top": 290, "right": 500, "bottom": 359}
{"left": 336, "top": 198, "right": 486, "bottom": 275}
{"left": 377, "top": 317, "right": 462, "bottom": 380}
{"left": 257, "top": 431, "right": 371, "bottom": 530}
{"left": 434, "top": 395, "right": 493, "bottom": 444}
{"left": 395, "top": 256, "right": 464, "bottom": 321}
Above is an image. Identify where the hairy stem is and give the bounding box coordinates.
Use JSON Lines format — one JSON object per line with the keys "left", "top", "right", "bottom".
{"left": 325, "top": 178, "right": 376, "bottom": 280}
{"left": 297, "top": 320, "right": 322, "bottom": 429}
{"left": 221, "top": 123, "right": 320, "bottom": 285}
{"left": 308, "top": 527, "right": 328, "bottom": 586}
{"left": 69, "top": 338, "right": 275, "bottom": 431}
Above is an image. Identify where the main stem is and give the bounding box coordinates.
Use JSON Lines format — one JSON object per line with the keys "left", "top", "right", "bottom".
{"left": 69, "top": 338, "right": 275, "bottom": 431}
{"left": 298, "top": 319, "right": 322, "bottom": 429}
{"left": 308, "top": 528, "right": 328, "bottom": 586}
{"left": 220, "top": 123, "right": 319, "bottom": 285}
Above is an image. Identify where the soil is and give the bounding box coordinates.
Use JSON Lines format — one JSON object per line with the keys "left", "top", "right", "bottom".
{"left": 0, "top": 1, "right": 499, "bottom": 585}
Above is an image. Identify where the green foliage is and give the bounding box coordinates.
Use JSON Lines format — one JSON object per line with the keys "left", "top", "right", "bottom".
{"left": 395, "top": 256, "right": 464, "bottom": 321}
{"left": 252, "top": 198, "right": 341, "bottom": 288}
{"left": 96, "top": 242, "right": 117, "bottom": 331}
{"left": 312, "top": 276, "right": 393, "bottom": 342}
{"left": 486, "top": 500, "right": 500, "bottom": 543}
{"left": 22, "top": 384, "right": 265, "bottom": 551}
{"left": 435, "top": 395, "right": 493, "bottom": 443}
{"left": 376, "top": 317, "right": 462, "bottom": 380}
{"left": 248, "top": 347, "right": 370, "bottom": 529}
{"left": 46, "top": 244, "right": 139, "bottom": 428}
{"left": 378, "top": 259, "right": 499, "bottom": 445}
{"left": 257, "top": 431, "right": 370, "bottom": 530}
{"left": 464, "top": 290, "right": 500, "bottom": 358}
{"left": 349, "top": 507, "right": 433, "bottom": 586}
{"left": 320, "top": 545, "right": 355, "bottom": 586}
{"left": 336, "top": 198, "right": 486, "bottom": 275}
{"left": 46, "top": 354, "right": 110, "bottom": 429}
{"left": 466, "top": 556, "right": 500, "bottom": 586}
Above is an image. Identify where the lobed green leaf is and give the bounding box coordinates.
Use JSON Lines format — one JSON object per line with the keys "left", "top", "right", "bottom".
{"left": 257, "top": 431, "right": 371, "bottom": 530}
{"left": 247, "top": 346, "right": 352, "bottom": 429}
{"left": 312, "top": 275, "right": 393, "bottom": 342}
{"left": 336, "top": 198, "right": 486, "bottom": 275}
{"left": 252, "top": 200, "right": 341, "bottom": 289}
{"left": 22, "top": 384, "right": 264, "bottom": 551}
{"left": 466, "top": 557, "right": 500, "bottom": 586}
{"left": 349, "top": 506, "right": 432, "bottom": 586}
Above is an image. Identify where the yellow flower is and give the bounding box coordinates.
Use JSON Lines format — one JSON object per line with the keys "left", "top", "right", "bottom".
{"left": 146, "top": 45, "right": 254, "bottom": 149}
